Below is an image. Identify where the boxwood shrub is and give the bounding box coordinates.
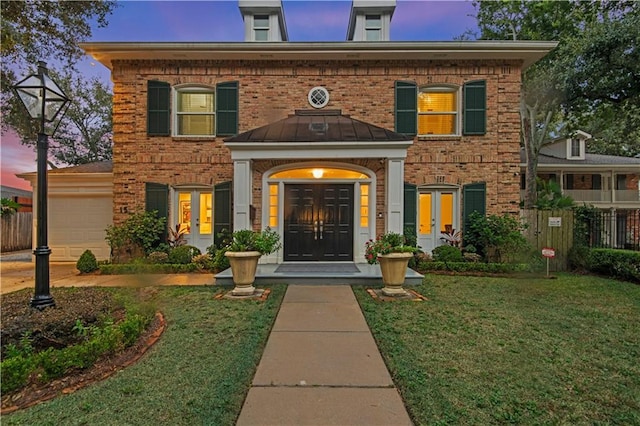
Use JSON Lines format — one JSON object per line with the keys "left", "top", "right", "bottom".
{"left": 586, "top": 248, "right": 640, "bottom": 283}
{"left": 416, "top": 261, "right": 531, "bottom": 274}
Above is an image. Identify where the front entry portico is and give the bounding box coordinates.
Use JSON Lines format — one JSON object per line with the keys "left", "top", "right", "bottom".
{"left": 224, "top": 110, "right": 413, "bottom": 264}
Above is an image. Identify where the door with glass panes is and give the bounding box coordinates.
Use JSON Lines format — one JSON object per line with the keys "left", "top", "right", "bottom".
{"left": 417, "top": 189, "right": 458, "bottom": 253}
{"left": 176, "top": 190, "right": 213, "bottom": 253}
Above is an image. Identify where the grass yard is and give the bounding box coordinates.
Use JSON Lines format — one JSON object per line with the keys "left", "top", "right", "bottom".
{"left": 3, "top": 285, "right": 285, "bottom": 426}
{"left": 354, "top": 274, "right": 640, "bottom": 425}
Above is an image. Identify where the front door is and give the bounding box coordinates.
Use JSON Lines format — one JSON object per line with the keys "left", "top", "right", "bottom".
{"left": 283, "top": 184, "right": 354, "bottom": 261}
{"left": 176, "top": 190, "right": 213, "bottom": 253}
{"left": 418, "top": 190, "right": 458, "bottom": 253}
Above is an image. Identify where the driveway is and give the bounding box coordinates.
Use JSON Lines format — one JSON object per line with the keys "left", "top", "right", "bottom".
{"left": 1, "top": 250, "right": 79, "bottom": 294}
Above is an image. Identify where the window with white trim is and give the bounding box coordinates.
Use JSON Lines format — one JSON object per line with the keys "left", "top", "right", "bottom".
{"left": 418, "top": 86, "right": 459, "bottom": 136}
{"left": 175, "top": 87, "right": 215, "bottom": 136}
{"left": 365, "top": 15, "right": 382, "bottom": 41}
{"left": 254, "top": 15, "right": 270, "bottom": 41}
{"left": 570, "top": 138, "right": 581, "bottom": 157}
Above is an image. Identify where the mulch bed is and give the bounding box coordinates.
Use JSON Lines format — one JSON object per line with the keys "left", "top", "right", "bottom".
{"left": 1, "top": 311, "right": 166, "bottom": 414}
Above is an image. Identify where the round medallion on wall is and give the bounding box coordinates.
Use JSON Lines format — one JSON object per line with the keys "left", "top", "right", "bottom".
{"left": 308, "top": 87, "right": 329, "bottom": 109}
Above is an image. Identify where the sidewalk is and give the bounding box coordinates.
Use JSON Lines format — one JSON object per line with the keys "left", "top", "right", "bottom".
{"left": 0, "top": 251, "right": 214, "bottom": 294}
{"left": 237, "top": 285, "right": 412, "bottom": 426}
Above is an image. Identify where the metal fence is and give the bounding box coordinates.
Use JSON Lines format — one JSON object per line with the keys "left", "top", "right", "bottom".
{"left": 576, "top": 209, "right": 640, "bottom": 251}
{"left": 1, "top": 212, "right": 33, "bottom": 252}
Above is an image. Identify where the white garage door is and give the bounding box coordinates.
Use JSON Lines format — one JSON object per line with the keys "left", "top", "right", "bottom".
{"left": 48, "top": 195, "right": 112, "bottom": 261}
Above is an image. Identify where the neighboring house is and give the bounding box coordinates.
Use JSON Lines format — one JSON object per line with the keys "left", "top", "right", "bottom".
{"left": 53, "top": 0, "right": 555, "bottom": 262}
{"left": 1, "top": 185, "right": 32, "bottom": 212}
{"left": 520, "top": 130, "right": 640, "bottom": 249}
{"left": 18, "top": 161, "right": 113, "bottom": 261}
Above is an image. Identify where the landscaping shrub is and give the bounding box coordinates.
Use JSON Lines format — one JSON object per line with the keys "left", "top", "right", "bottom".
{"left": 192, "top": 253, "right": 213, "bottom": 270}
{"left": 587, "top": 248, "right": 640, "bottom": 283}
{"left": 105, "top": 210, "right": 167, "bottom": 262}
{"left": 432, "top": 245, "right": 464, "bottom": 262}
{"left": 147, "top": 251, "right": 169, "bottom": 264}
{"left": 168, "top": 245, "right": 201, "bottom": 264}
{"left": 99, "top": 263, "right": 199, "bottom": 274}
{"left": 417, "top": 261, "right": 531, "bottom": 274}
{"left": 464, "top": 212, "right": 530, "bottom": 262}
{"left": 76, "top": 250, "right": 98, "bottom": 273}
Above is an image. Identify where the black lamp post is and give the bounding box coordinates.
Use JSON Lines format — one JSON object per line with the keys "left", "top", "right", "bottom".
{"left": 13, "top": 61, "right": 70, "bottom": 309}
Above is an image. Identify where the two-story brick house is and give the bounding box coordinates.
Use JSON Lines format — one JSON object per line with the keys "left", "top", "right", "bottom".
{"left": 78, "top": 0, "right": 556, "bottom": 262}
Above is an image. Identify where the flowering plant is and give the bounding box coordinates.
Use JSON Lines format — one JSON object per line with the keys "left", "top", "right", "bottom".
{"left": 364, "top": 232, "right": 417, "bottom": 265}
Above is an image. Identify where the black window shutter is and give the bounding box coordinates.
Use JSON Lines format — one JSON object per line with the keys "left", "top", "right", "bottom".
{"left": 145, "top": 182, "right": 169, "bottom": 242}
{"left": 214, "top": 181, "right": 233, "bottom": 247}
{"left": 395, "top": 81, "right": 417, "bottom": 136}
{"left": 463, "top": 80, "right": 486, "bottom": 135}
{"left": 592, "top": 174, "right": 602, "bottom": 190}
{"left": 147, "top": 81, "right": 170, "bottom": 136}
{"left": 462, "top": 182, "right": 486, "bottom": 235}
{"left": 216, "top": 82, "right": 239, "bottom": 136}
{"left": 403, "top": 182, "right": 417, "bottom": 244}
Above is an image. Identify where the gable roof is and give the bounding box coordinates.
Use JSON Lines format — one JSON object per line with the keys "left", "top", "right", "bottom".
{"left": 520, "top": 150, "right": 640, "bottom": 167}
{"left": 225, "top": 110, "right": 409, "bottom": 143}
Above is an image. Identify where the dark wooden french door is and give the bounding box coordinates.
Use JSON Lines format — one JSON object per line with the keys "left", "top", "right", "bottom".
{"left": 283, "top": 184, "right": 354, "bottom": 261}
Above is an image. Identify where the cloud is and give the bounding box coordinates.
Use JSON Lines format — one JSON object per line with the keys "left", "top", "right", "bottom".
{"left": 1, "top": 130, "right": 36, "bottom": 191}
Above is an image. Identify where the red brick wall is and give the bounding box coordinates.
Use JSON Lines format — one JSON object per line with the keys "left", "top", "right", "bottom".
{"left": 110, "top": 59, "right": 523, "bottom": 225}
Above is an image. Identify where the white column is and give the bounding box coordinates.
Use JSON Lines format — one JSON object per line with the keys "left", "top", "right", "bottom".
{"left": 385, "top": 158, "right": 404, "bottom": 233}
{"left": 233, "top": 159, "right": 252, "bottom": 230}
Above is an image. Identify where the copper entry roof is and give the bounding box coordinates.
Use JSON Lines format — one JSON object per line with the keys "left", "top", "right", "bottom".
{"left": 225, "top": 110, "right": 410, "bottom": 143}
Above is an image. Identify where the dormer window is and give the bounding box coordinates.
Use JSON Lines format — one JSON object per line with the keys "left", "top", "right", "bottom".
{"left": 365, "top": 15, "right": 382, "bottom": 41}
{"left": 253, "top": 15, "right": 270, "bottom": 41}
{"left": 570, "top": 138, "right": 581, "bottom": 157}
{"left": 567, "top": 137, "right": 585, "bottom": 159}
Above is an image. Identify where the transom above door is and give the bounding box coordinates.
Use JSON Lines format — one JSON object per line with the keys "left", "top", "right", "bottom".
{"left": 283, "top": 184, "right": 354, "bottom": 261}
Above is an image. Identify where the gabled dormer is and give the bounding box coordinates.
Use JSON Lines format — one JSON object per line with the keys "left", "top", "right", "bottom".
{"left": 239, "top": 0, "right": 288, "bottom": 42}
{"left": 540, "top": 130, "right": 591, "bottom": 160}
{"left": 346, "top": 0, "right": 396, "bottom": 41}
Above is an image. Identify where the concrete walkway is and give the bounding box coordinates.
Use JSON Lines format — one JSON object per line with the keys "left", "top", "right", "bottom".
{"left": 237, "top": 285, "right": 413, "bottom": 426}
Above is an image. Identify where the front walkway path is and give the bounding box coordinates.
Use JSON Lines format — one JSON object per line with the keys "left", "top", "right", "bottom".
{"left": 236, "top": 285, "right": 412, "bottom": 426}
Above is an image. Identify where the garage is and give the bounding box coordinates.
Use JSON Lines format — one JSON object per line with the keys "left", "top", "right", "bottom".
{"left": 19, "top": 161, "right": 113, "bottom": 261}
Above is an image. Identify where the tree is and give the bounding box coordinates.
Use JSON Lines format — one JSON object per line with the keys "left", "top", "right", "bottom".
{"left": 470, "top": 0, "right": 639, "bottom": 207}
{"left": 1, "top": 1, "right": 116, "bottom": 165}
{"left": 2, "top": 71, "right": 113, "bottom": 166}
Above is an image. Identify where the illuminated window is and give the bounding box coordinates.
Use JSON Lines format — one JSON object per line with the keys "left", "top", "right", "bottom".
{"left": 419, "top": 193, "right": 432, "bottom": 235}
{"left": 176, "top": 88, "right": 215, "bottom": 136}
{"left": 271, "top": 168, "right": 368, "bottom": 180}
{"left": 200, "top": 193, "right": 212, "bottom": 234}
{"left": 440, "top": 193, "right": 454, "bottom": 232}
{"left": 418, "top": 87, "right": 458, "bottom": 135}
{"left": 360, "top": 184, "right": 369, "bottom": 227}
{"left": 178, "top": 192, "right": 191, "bottom": 234}
{"left": 269, "top": 184, "right": 278, "bottom": 227}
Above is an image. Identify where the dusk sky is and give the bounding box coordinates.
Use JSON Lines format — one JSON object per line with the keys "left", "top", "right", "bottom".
{"left": 1, "top": 0, "right": 478, "bottom": 191}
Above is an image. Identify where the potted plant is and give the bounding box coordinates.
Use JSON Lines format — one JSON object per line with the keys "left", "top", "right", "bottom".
{"left": 225, "top": 228, "right": 281, "bottom": 295}
{"left": 365, "top": 232, "right": 417, "bottom": 296}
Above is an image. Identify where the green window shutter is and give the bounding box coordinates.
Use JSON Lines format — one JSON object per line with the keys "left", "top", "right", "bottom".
{"left": 216, "top": 81, "right": 239, "bottom": 136}
{"left": 463, "top": 80, "right": 486, "bottom": 135}
{"left": 145, "top": 182, "right": 169, "bottom": 242}
{"left": 395, "top": 81, "right": 417, "bottom": 136}
{"left": 462, "top": 182, "right": 486, "bottom": 235}
{"left": 214, "top": 181, "right": 233, "bottom": 247}
{"left": 147, "top": 81, "right": 170, "bottom": 136}
{"left": 403, "top": 182, "right": 417, "bottom": 245}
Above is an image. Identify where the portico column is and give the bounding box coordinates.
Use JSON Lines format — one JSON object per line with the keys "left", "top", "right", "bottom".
{"left": 233, "top": 159, "right": 252, "bottom": 230}
{"left": 386, "top": 158, "right": 405, "bottom": 234}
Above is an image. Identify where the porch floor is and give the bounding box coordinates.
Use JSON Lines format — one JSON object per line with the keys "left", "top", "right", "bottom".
{"left": 214, "top": 262, "right": 424, "bottom": 286}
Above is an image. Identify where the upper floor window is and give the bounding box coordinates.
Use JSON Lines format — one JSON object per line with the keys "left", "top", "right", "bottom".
{"left": 176, "top": 87, "right": 215, "bottom": 136}
{"left": 365, "top": 15, "right": 382, "bottom": 41}
{"left": 254, "top": 15, "right": 270, "bottom": 41}
{"left": 570, "top": 138, "right": 581, "bottom": 157}
{"left": 418, "top": 86, "right": 459, "bottom": 136}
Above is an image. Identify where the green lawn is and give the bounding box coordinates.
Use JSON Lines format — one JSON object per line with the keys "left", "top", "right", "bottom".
{"left": 4, "top": 285, "right": 285, "bottom": 426}
{"left": 354, "top": 274, "right": 640, "bottom": 425}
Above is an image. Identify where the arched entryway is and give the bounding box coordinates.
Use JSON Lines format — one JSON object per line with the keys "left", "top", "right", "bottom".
{"left": 264, "top": 164, "right": 375, "bottom": 262}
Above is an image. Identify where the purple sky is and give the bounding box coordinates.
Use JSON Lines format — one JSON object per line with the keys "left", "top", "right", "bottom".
{"left": 2, "top": 0, "right": 478, "bottom": 190}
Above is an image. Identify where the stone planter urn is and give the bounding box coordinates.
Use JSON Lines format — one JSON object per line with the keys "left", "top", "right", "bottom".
{"left": 378, "top": 252, "right": 413, "bottom": 296}
{"left": 225, "top": 251, "right": 261, "bottom": 296}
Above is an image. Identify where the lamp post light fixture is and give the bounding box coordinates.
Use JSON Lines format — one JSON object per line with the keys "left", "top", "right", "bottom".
{"left": 13, "top": 61, "right": 70, "bottom": 309}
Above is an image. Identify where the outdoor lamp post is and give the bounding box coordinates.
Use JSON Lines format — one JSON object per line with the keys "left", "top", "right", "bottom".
{"left": 13, "top": 61, "right": 70, "bottom": 309}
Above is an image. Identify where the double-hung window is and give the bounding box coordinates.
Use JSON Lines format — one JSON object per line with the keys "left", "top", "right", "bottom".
{"left": 418, "top": 86, "right": 459, "bottom": 136}
{"left": 365, "top": 15, "right": 382, "bottom": 41}
{"left": 254, "top": 15, "right": 270, "bottom": 41}
{"left": 176, "top": 87, "right": 215, "bottom": 136}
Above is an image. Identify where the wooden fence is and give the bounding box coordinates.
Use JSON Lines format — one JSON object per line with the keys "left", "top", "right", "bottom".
{"left": 521, "top": 209, "right": 574, "bottom": 272}
{"left": 1, "top": 212, "right": 32, "bottom": 252}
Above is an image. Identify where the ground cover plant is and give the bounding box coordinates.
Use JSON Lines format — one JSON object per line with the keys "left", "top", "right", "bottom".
{"left": 2, "top": 284, "right": 285, "bottom": 425}
{"left": 354, "top": 274, "right": 640, "bottom": 425}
